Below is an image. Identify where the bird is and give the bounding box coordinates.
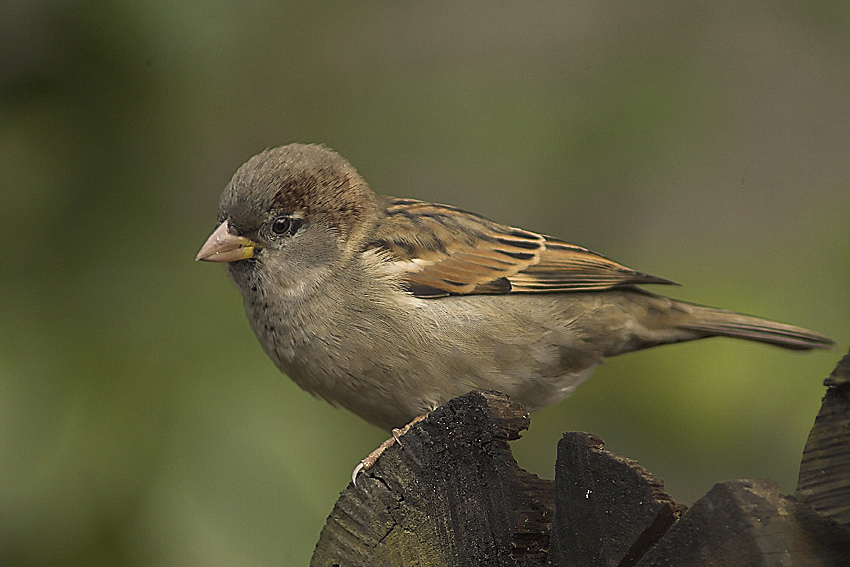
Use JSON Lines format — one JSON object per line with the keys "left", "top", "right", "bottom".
{"left": 196, "top": 143, "right": 833, "bottom": 435}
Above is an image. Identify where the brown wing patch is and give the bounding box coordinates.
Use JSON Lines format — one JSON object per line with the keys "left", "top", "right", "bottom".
{"left": 509, "top": 239, "right": 676, "bottom": 292}
{"left": 367, "top": 198, "right": 675, "bottom": 298}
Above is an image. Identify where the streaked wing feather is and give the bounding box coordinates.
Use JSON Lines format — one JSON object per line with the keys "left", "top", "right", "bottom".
{"left": 367, "top": 198, "right": 675, "bottom": 298}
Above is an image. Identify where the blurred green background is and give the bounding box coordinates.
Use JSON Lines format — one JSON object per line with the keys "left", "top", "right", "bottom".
{"left": 2, "top": 2, "right": 848, "bottom": 565}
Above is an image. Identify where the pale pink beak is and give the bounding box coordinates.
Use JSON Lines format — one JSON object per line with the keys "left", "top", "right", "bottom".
{"left": 195, "top": 221, "right": 259, "bottom": 262}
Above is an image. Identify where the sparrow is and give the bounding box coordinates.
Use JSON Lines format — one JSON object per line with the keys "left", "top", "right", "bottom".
{"left": 196, "top": 143, "right": 833, "bottom": 433}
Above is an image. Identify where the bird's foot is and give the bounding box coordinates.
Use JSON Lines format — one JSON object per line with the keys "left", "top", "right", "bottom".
{"left": 352, "top": 413, "right": 428, "bottom": 484}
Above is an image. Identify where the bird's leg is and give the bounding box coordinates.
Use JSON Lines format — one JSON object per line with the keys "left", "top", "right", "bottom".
{"left": 352, "top": 413, "right": 429, "bottom": 484}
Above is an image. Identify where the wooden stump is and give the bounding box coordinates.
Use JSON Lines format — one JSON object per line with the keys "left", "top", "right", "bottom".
{"left": 312, "top": 349, "right": 850, "bottom": 566}
{"left": 311, "top": 390, "right": 552, "bottom": 567}
{"left": 797, "top": 350, "right": 850, "bottom": 526}
{"left": 546, "top": 432, "right": 684, "bottom": 567}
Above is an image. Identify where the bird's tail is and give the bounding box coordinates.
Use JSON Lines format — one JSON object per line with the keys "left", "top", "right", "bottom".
{"left": 677, "top": 305, "right": 834, "bottom": 350}
{"left": 618, "top": 290, "right": 834, "bottom": 353}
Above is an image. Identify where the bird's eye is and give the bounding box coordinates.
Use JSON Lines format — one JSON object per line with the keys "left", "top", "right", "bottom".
{"left": 270, "top": 215, "right": 301, "bottom": 236}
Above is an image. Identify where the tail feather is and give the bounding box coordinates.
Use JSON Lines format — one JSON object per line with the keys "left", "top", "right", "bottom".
{"left": 679, "top": 307, "right": 834, "bottom": 351}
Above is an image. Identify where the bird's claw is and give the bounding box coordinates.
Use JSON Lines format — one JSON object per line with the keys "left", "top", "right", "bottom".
{"left": 350, "top": 413, "right": 429, "bottom": 486}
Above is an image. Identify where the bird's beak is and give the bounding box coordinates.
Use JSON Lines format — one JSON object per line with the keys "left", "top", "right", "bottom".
{"left": 195, "top": 221, "right": 259, "bottom": 262}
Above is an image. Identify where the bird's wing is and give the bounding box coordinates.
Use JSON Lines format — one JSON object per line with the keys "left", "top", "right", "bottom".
{"left": 366, "top": 198, "right": 676, "bottom": 298}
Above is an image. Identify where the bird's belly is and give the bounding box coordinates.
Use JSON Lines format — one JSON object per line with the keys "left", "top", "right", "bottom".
{"left": 257, "top": 314, "right": 597, "bottom": 429}
{"left": 244, "top": 287, "right": 609, "bottom": 430}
